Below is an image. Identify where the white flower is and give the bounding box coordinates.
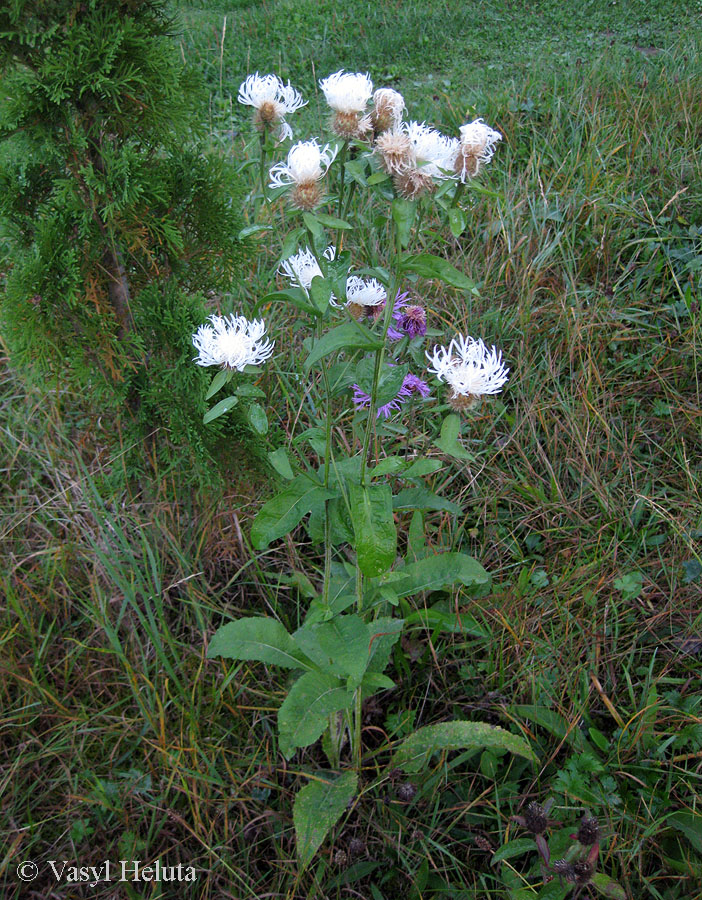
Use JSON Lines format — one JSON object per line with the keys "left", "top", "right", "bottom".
{"left": 278, "top": 245, "right": 336, "bottom": 292}
{"left": 452, "top": 118, "right": 502, "bottom": 180}
{"left": 237, "top": 72, "right": 307, "bottom": 116}
{"left": 192, "top": 314, "right": 274, "bottom": 370}
{"left": 371, "top": 88, "right": 406, "bottom": 130}
{"left": 427, "top": 334, "right": 509, "bottom": 397}
{"left": 407, "top": 121, "right": 458, "bottom": 179}
{"left": 345, "top": 276, "right": 387, "bottom": 308}
{"left": 269, "top": 139, "right": 337, "bottom": 187}
{"left": 319, "top": 69, "right": 374, "bottom": 113}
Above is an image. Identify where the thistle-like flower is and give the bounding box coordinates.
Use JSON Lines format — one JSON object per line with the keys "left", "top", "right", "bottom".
{"left": 370, "top": 88, "right": 406, "bottom": 133}
{"left": 352, "top": 368, "right": 430, "bottom": 419}
{"left": 407, "top": 121, "right": 458, "bottom": 179}
{"left": 386, "top": 291, "right": 427, "bottom": 340}
{"left": 345, "top": 276, "right": 387, "bottom": 319}
{"left": 319, "top": 69, "right": 374, "bottom": 139}
{"left": 278, "top": 245, "right": 336, "bottom": 293}
{"left": 192, "top": 314, "right": 274, "bottom": 370}
{"left": 427, "top": 334, "right": 509, "bottom": 411}
{"left": 375, "top": 126, "right": 414, "bottom": 176}
{"left": 237, "top": 73, "right": 307, "bottom": 141}
{"left": 269, "top": 139, "right": 337, "bottom": 209}
{"left": 451, "top": 118, "right": 502, "bottom": 180}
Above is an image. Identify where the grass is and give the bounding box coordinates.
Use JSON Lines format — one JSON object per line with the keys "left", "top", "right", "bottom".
{"left": 2, "top": 0, "right": 702, "bottom": 898}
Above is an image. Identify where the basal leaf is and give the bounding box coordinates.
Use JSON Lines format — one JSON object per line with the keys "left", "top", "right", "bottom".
{"left": 392, "top": 487, "right": 462, "bottom": 515}
{"left": 207, "top": 617, "right": 310, "bottom": 669}
{"left": 381, "top": 552, "right": 489, "bottom": 597}
{"left": 392, "top": 720, "right": 537, "bottom": 773}
{"left": 293, "top": 771, "right": 358, "bottom": 869}
{"left": 278, "top": 671, "right": 353, "bottom": 759}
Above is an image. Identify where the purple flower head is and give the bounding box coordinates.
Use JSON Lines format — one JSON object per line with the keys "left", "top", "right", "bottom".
{"left": 352, "top": 367, "right": 431, "bottom": 419}
{"left": 383, "top": 290, "right": 427, "bottom": 341}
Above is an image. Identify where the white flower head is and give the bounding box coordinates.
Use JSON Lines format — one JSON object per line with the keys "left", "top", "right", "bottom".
{"left": 407, "top": 121, "right": 458, "bottom": 179}
{"left": 319, "top": 69, "right": 374, "bottom": 114}
{"left": 278, "top": 245, "right": 336, "bottom": 293}
{"left": 345, "top": 275, "right": 387, "bottom": 308}
{"left": 371, "top": 88, "right": 406, "bottom": 131}
{"left": 269, "top": 139, "right": 338, "bottom": 209}
{"left": 237, "top": 72, "right": 306, "bottom": 140}
{"left": 453, "top": 118, "right": 502, "bottom": 180}
{"left": 269, "top": 139, "right": 337, "bottom": 187}
{"left": 375, "top": 123, "right": 413, "bottom": 175}
{"left": 192, "top": 314, "right": 274, "bottom": 370}
{"left": 427, "top": 334, "right": 508, "bottom": 409}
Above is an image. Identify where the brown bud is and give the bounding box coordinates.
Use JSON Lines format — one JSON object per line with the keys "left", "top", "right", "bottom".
{"left": 397, "top": 781, "right": 417, "bottom": 801}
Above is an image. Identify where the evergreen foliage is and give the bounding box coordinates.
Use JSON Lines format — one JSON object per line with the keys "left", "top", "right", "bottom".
{"left": 0, "top": 0, "right": 251, "bottom": 483}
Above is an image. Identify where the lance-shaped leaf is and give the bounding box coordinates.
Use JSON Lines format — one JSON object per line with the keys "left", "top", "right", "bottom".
{"left": 278, "top": 671, "right": 353, "bottom": 759}
{"left": 294, "top": 771, "right": 358, "bottom": 870}
{"left": 207, "top": 617, "right": 310, "bottom": 669}
{"left": 348, "top": 482, "right": 397, "bottom": 578}
{"left": 392, "top": 721, "right": 537, "bottom": 773}
{"left": 251, "top": 475, "right": 337, "bottom": 549}
{"left": 400, "top": 252, "right": 478, "bottom": 293}
{"left": 367, "top": 616, "right": 404, "bottom": 673}
{"left": 434, "top": 413, "right": 472, "bottom": 459}
{"left": 392, "top": 487, "right": 462, "bottom": 515}
{"left": 203, "top": 395, "right": 237, "bottom": 424}
{"left": 381, "top": 551, "right": 489, "bottom": 597}
{"left": 392, "top": 198, "right": 418, "bottom": 249}
{"left": 205, "top": 368, "right": 234, "bottom": 401}
{"left": 304, "top": 323, "right": 381, "bottom": 371}
{"left": 255, "top": 288, "right": 318, "bottom": 317}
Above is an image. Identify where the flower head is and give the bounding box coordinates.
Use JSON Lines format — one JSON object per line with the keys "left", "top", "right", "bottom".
{"left": 384, "top": 291, "right": 427, "bottom": 340}
{"left": 452, "top": 118, "right": 502, "bottom": 180}
{"left": 278, "top": 245, "right": 336, "bottom": 293}
{"left": 319, "top": 69, "right": 374, "bottom": 139}
{"left": 269, "top": 139, "right": 337, "bottom": 209}
{"left": 427, "top": 334, "right": 509, "bottom": 410}
{"left": 345, "top": 276, "right": 387, "bottom": 319}
{"left": 192, "top": 314, "right": 274, "bottom": 370}
{"left": 238, "top": 73, "right": 306, "bottom": 140}
{"left": 371, "top": 88, "right": 406, "bottom": 132}
{"left": 375, "top": 126, "right": 413, "bottom": 175}
{"left": 407, "top": 121, "right": 458, "bottom": 179}
{"left": 352, "top": 367, "right": 430, "bottom": 419}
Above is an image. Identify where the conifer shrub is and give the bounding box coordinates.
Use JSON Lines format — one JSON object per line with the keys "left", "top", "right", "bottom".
{"left": 0, "top": 0, "right": 254, "bottom": 485}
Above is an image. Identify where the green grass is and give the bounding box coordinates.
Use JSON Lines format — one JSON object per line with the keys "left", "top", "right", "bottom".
{"left": 2, "top": 0, "right": 702, "bottom": 898}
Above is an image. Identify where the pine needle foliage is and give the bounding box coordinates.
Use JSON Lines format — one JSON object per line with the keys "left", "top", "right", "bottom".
{"left": 0, "top": 0, "right": 251, "bottom": 484}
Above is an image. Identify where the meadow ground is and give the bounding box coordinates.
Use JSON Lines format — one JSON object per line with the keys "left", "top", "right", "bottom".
{"left": 1, "top": 1, "right": 701, "bottom": 898}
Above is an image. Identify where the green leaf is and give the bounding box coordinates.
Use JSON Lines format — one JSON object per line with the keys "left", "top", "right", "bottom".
{"left": 391, "top": 721, "right": 537, "bottom": 773}
{"left": 382, "top": 552, "right": 490, "bottom": 597}
{"left": 309, "top": 212, "right": 353, "bottom": 230}
{"left": 255, "top": 288, "right": 318, "bottom": 317}
{"left": 344, "top": 157, "right": 368, "bottom": 186}
{"left": 238, "top": 224, "right": 273, "bottom": 240}
{"left": 348, "top": 483, "right": 397, "bottom": 577}
{"left": 353, "top": 356, "right": 377, "bottom": 394}
{"left": 203, "top": 394, "right": 238, "bottom": 424}
{"left": 591, "top": 873, "right": 627, "bottom": 899}
{"left": 376, "top": 363, "right": 409, "bottom": 408}
{"left": 404, "top": 605, "right": 488, "bottom": 638}
{"left": 392, "top": 198, "right": 418, "bottom": 249}
{"left": 367, "top": 617, "right": 404, "bottom": 673}
{"left": 668, "top": 811, "right": 702, "bottom": 853}
{"left": 247, "top": 402, "right": 268, "bottom": 435}
{"left": 403, "top": 459, "right": 443, "bottom": 478}
{"left": 310, "top": 276, "right": 333, "bottom": 313}
{"left": 278, "top": 671, "right": 353, "bottom": 758}
{"left": 371, "top": 456, "right": 408, "bottom": 478}
{"left": 293, "top": 614, "right": 370, "bottom": 688}
{"left": 367, "top": 171, "right": 390, "bottom": 185}
{"left": 268, "top": 447, "right": 294, "bottom": 479}
{"left": 294, "top": 771, "right": 358, "bottom": 869}
{"left": 490, "top": 838, "right": 537, "bottom": 864}
{"left": 401, "top": 252, "right": 478, "bottom": 293}
{"left": 251, "top": 475, "right": 337, "bottom": 549}
{"left": 302, "top": 211, "right": 325, "bottom": 244}
{"left": 362, "top": 671, "right": 396, "bottom": 693}
{"left": 392, "top": 487, "right": 462, "bottom": 515}
{"left": 205, "top": 368, "right": 233, "bottom": 401}
{"left": 207, "top": 617, "right": 310, "bottom": 669}
{"left": 448, "top": 207, "right": 467, "bottom": 238}
{"left": 304, "top": 324, "right": 381, "bottom": 371}
{"left": 434, "top": 413, "right": 472, "bottom": 459}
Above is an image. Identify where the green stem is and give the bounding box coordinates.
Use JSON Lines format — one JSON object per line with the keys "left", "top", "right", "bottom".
{"left": 353, "top": 559, "right": 364, "bottom": 771}
{"left": 258, "top": 131, "right": 268, "bottom": 213}
{"left": 358, "top": 220, "right": 402, "bottom": 485}
{"left": 451, "top": 180, "right": 465, "bottom": 209}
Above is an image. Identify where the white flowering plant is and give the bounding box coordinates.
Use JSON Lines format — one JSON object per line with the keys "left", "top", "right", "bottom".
{"left": 197, "top": 69, "right": 534, "bottom": 869}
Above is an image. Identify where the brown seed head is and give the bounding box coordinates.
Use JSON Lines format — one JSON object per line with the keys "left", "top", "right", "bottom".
{"left": 572, "top": 860, "right": 594, "bottom": 885}
{"left": 291, "top": 181, "right": 322, "bottom": 211}
{"left": 375, "top": 129, "right": 413, "bottom": 175}
{"left": 254, "top": 100, "right": 280, "bottom": 129}
{"left": 524, "top": 801, "right": 549, "bottom": 835}
{"left": 393, "top": 168, "right": 434, "bottom": 200}
{"left": 576, "top": 814, "right": 600, "bottom": 846}
{"left": 397, "top": 781, "right": 417, "bottom": 801}
{"left": 348, "top": 837, "right": 365, "bottom": 856}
